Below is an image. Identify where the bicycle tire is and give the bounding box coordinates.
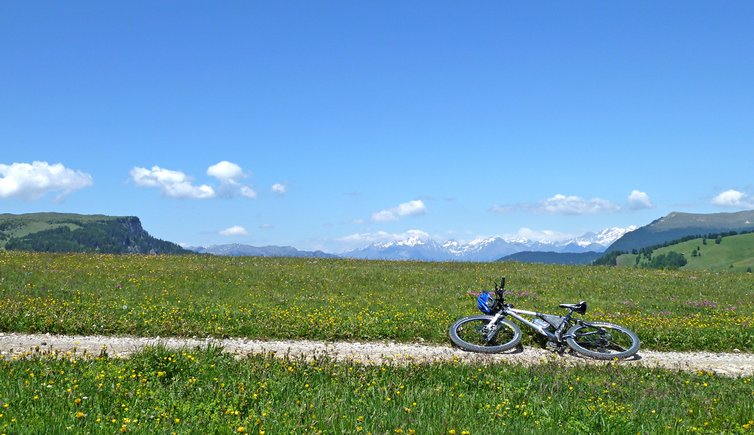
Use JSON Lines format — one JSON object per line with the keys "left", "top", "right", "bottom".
{"left": 565, "top": 321, "right": 640, "bottom": 360}
{"left": 448, "top": 315, "right": 522, "bottom": 353}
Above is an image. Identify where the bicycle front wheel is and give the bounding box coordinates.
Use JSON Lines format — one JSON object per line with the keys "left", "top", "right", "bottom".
{"left": 449, "top": 315, "right": 521, "bottom": 353}
{"left": 565, "top": 321, "right": 640, "bottom": 360}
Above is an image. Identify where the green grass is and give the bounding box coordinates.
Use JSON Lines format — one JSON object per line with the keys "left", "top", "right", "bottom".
{"left": 0, "top": 347, "right": 751, "bottom": 434}
{"left": 665, "top": 233, "right": 754, "bottom": 272}
{"left": 1, "top": 252, "right": 752, "bottom": 432}
{"left": 1, "top": 252, "right": 752, "bottom": 352}
{"left": 617, "top": 232, "right": 754, "bottom": 272}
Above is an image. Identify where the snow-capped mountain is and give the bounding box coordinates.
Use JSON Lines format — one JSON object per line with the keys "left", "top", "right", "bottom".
{"left": 344, "top": 227, "right": 635, "bottom": 262}
{"left": 573, "top": 226, "right": 638, "bottom": 247}
{"left": 557, "top": 226, "right": 638, "bottom": 253}
{"left": 346, "top": 237, "right": 455, "bottom": 261}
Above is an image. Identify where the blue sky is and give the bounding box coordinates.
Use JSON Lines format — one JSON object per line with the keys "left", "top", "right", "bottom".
{"left": 2, "top": 1, "right": 753, "bottom": 252}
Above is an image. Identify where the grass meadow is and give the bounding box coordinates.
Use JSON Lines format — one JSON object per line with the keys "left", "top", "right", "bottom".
{"left": 618, "top": 232, "right": 754, "bottom": 273}
{"left": 0, "top": 251, "right": 752, "bottom": 432}
{"left": 0, "top": 252, "right": 752, "bottom": 351}
{"left": 0, "top": 347, "right": 751, "bottom": 434}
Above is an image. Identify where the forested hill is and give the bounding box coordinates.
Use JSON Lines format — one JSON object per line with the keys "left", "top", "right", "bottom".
{"left": 0, "top": 213, "right": 188, "bottom": 254}
{"left": 606, "top": 210, "right": 754, "bottom": 253}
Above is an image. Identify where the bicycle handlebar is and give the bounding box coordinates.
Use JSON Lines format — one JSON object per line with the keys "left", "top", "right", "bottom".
{"left": 495, "top": 276, "right": 506, "bottom": 298}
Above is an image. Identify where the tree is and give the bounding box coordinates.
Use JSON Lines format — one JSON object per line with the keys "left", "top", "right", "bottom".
{"left": 645, "top": 251, "right": 687, "bottom": 270}
{"left": 594, "top": 250, "right": 625, "bottom": 266}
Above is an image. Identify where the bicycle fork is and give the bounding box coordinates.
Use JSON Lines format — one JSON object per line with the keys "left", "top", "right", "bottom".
{"left": 482, "top": 311, "right": 505, "bottom": 341}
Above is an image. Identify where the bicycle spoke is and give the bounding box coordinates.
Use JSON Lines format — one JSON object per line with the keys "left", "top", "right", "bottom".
{"left": 449, "top": 315, "right": 522, "bottom": 353}
{"left": 566, "top": 322, "right": 640, "bottom": 359}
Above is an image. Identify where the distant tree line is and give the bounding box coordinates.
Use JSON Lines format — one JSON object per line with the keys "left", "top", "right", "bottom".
{"left": 644, "top": 251, "right": 687, "bottom": 269}
{"left": 593, "top": 250, "right": 624, "bottom": 266}
{"left": 0, "top": 221, "right": 22, "bottom": 242}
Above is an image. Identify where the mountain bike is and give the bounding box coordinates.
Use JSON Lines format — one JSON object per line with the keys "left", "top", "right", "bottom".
{"left": 449, "top": 277, "right": 640, "bottom": 360}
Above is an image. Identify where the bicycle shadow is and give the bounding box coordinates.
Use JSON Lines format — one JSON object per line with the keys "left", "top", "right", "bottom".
{"left": 502, "top": 345, "right": 525, "bottom": 355}
{"left": 559, "top": 348, "right": 643, "bottom": 362}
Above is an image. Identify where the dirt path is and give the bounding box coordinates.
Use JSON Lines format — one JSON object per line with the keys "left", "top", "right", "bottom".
{"left": 1, "top": 332, "right": 752, "bottom": 377}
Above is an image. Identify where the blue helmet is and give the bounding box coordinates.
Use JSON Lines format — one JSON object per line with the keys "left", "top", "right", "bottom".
{"left": 477, "top": 291, "right": 496, "bottom": 314}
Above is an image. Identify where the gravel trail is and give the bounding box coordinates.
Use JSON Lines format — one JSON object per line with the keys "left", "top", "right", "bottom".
{"left": 1, "top": 333, "right": 752, "bottom": 377}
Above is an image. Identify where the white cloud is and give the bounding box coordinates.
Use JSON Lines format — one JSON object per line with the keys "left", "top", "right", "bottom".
{"left": 131, "top": 166, "right": 216, "bottom": 199}
{"left": 0, "top": 161, "right": 93, "bottom": 201}
{"left": 372, "top": 199, "right": 427, "bottom": 222}
{"left": 240, "top": 186, "right": 257, "bottom": 199}
{"left": 219, "top": 225, "right": 249, "bottom": 236}
{"left": 397, "top": 200, "right": 426, "bottom": 216}
{"left": 489, "top": 204, "right": 514, "bottom": 214}
{"left": 494, "top": 192, "right": 649, "bottom": 215}
{"left": 712, "top": 189, "right": 754, "bottom": 208}
{"left": 627, "top": 190, "right": 653, "bottom": 210}
{"left": 271, "top": 183, "right": 286, "bottom": 195}
{"left": 131, "top": 161, "right": 261, "bottom": 200}
{"left": 539, "top": 194, "right": 619, "bottom": 215}
{"left": 338, "top": 231, "right": 392, "bottom": 244}
{"left": 372, "top": 210, "right": 398, "bottom": 222}
{"left": 207, "top": 161, "right": 256, "bottom": 199}
{"left": 509, "top": 227, "right": 575, "bottom": 243}
{"left": 207, "top": 161, "right": 244, "bottom": 182}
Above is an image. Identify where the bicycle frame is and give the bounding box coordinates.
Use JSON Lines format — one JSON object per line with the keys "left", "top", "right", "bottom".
{"left": 486, "top": 307, "right": 569, "bottom": 342}
{"left": 483, "top": 286, "right": 590, "bottom": 344}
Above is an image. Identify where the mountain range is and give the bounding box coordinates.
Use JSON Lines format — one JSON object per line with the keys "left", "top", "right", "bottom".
{"left": 7, "top": 210, "right": 754, "bottom": 264}
{"left": 190, "top": 243, "right": 337, "bottom": 258}
{"left": 185, "top": 227, "right": 635, "bottom": 261}
{"left": 341, "top": 227, "right": 635, "bottom": 262}
{"left": 345, "top": 211, "right": 754, "bottom": 262}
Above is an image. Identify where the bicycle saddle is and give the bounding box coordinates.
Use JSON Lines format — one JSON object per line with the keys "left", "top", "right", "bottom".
{"left": 559, "top": 301, "right": 587, "bottom": 315}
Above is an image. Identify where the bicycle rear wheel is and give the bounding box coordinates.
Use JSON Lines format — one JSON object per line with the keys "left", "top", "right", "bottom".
{"left": 565, "top": 321, "right": 640, "bottom": 360}
{"left": 449, "top": 315, "right": 521, "bottom": 353}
